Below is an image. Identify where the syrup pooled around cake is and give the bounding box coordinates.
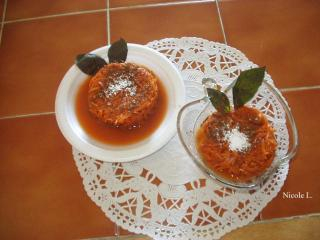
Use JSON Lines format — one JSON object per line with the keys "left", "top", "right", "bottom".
{"left": 76, "top": 62, "right": 168, "bottom": 145}
{"left": 196, "top": 106, "right": 277, "bottom": 183}
{"left": 88, "top": 63, "right": 159, "bottom": 128}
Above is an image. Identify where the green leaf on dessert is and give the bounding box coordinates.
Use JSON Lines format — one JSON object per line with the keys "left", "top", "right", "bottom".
{"left": 75, "top": 53, "right": 107, "bottom": 75}
{"left": 233, "top": 67, "right": 266, "bottom": 109}
{"left": 207, "top": 88, "right": 231, "bottom": 114}
{"left": 108, "top": 38, "right": 128, "bottom": 63}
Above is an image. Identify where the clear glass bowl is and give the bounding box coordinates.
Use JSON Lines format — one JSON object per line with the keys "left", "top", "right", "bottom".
{"left": 177, "top": 80, "right": 298, "bottom": 189}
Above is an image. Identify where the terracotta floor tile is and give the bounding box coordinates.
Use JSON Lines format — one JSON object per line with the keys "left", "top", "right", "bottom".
{"left": 0, "top": 115, "right": 115, "bottom": 239}
{"left": 220, "top": 0, "right": 320, "bottom": 88}
{"left": 0, "top": 13, "right": 106, "bottom": 117}
{"left": 0, "top": 0, "right": 4, "bottom": 22}
{"left": 261, "top": 89, "right": 320, "bottom": 219}
{"left": 6, "top": 0, "right": 106, "bottom": 21}
{"left": 110, "top": 2, "right": 224, "bottom": 44}
{"left": 222, "top": 215, "right": 320, "bottom": 240}
{"left": 119, "top": 227, "right": 133, "bottom": 236}
{"left": 110, "top": 0, "right": 202, "bottom": 8}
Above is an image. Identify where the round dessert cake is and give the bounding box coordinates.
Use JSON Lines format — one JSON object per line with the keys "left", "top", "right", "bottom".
{"left": 88, "top": 63, "right": 159, "bottom": 128}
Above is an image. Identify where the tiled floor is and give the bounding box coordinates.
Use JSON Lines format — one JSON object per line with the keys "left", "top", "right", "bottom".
{"left": 0, "top": 12, "right": 106, "bottom": 116}
{"left": 109, "top": 2, "right": 223, "bottom": 44}
{"left": 0, "top": 0, "right": 319, "bottom": 239}
{"left": 0, "top": 1, "right": 4, "bottom": 21}
{"left": 219, "top": 0, "right": 320, "bottom": 88}
{"left": 5, "top": 0, "right": 106, "bottom": 21}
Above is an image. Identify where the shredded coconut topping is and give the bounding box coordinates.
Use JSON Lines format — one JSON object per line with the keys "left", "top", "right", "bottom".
{"left": 104, "top": 75, "right": 137, "bottom": 97}
{"left": 223, "top": 127, "right": 250, "bottom": 152}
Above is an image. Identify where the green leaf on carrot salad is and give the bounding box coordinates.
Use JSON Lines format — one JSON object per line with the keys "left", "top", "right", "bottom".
{"left": 233, "top": 67, "right": 266, "bottom": 108}
{"left": 108, "top": 38, "right": 128, "bottom": 63}
{"left": 75, "top": 53, "right": 107, "bottom": 75}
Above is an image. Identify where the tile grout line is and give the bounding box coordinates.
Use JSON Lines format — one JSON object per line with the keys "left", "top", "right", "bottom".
{"left": 0, "top": 111, "right": 55, "bottom": 120}
{"left": 3, "top": 0, "right": 215, "bottom": 24}
{"left": 215, "top": 0, "right": 228, "bottom": 44}
{"left": 3, "top": 8, "right": 107, "bottom": 24}
{"left": 280, "top": 85, "right": 320, "bottom": 93}
{"left": 252, "top": 212, "right": 320, "bottom": 225}
{"left": 106, "top": 0, "right": 111, "bottom": 45}
{"left": 108, "top": 0, "right": 214, "bottom": 12}
{"left": 0, "top": 0, "right": 8, "bottom": 45}
{"left": 0, "top": 85, "right": 319, "bottom": 121}
{"left": 259, "top": 212, "right": 263, "bottom": 221}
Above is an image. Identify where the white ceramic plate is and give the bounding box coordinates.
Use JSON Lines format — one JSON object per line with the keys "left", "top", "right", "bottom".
{"left": 55, "top": 44, "right": 185, "bottom": 162}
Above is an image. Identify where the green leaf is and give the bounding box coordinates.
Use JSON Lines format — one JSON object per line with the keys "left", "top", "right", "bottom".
{"left": 76, "top": 53, "right": 107, "bottom": 75}
{"left": 207, "top": 88, "right": 231, "bottom": 114}
{"left": 233, "top": 67, "right": 266, "bottom": 108}
{"left": 108, "top": 38, "right": 128, "bottom": 63}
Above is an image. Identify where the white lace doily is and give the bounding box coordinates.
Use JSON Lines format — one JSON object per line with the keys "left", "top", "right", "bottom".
{"left": 73, "top": 37, "right": 289, "bottom": 240}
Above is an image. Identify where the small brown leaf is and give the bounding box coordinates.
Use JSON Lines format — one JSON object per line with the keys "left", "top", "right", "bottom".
{"left": 108, "top": 38, "right": 128, "bottom": 63}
